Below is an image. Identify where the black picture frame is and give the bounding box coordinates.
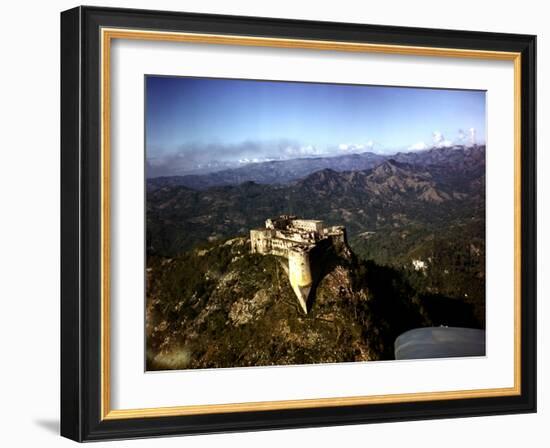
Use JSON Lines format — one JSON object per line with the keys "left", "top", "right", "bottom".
{"left": 61, "top": 5, "right": 536, "bottom": 442}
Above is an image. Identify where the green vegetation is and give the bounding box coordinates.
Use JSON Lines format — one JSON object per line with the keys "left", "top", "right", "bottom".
{"left": 146, "top": 236, "right": 482, "bottom": 370}
{"left": 146, "top": 147, "right": 486, "bottom": 369}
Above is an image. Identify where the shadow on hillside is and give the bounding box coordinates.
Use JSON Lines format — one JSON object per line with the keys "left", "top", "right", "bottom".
{"left": 351, "top": 260, "right": 481, "bottom": 360}
{"left": 306, "top": 241, "right": 354, "bottom": 313}
{"left": 417, "top": 292, "right": 480, "bottom": 328}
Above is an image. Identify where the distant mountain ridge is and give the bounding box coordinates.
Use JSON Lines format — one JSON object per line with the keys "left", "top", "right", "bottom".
{"left": 147, "top": 145, "right": 484, "bottom": 191}
{"left": 298, "top": 160, "right": 451, "bottom": 204}
{"left": 147, "top": 145, "right": 485, "bottom": 257}
{"left": 147, "top": 151, "right": 385, "bottom": 190}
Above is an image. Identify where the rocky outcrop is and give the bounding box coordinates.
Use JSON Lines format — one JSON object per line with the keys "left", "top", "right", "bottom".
{"left": 146, "top": 237, "right": 377, "bottom": 370}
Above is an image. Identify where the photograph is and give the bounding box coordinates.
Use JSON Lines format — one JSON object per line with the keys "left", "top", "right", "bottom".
{"left": 57, "top": 4, "right": 537, "bottom": 442}
{"left": 145, "top": 76, "right": 487, "bottom": 371}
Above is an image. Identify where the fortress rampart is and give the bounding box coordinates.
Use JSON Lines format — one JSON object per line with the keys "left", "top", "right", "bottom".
{"left": 250, "top": 215, "right": 346, "bottom": 313}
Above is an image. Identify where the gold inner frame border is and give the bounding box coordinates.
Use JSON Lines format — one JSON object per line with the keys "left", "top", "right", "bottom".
{"left": 99, "top": 27, "right": 522, "bottom": 420}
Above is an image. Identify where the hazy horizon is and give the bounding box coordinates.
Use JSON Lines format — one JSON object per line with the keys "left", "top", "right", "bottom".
{"left": 146, "top": 76, "right": 486, "bottom": 178}
{"left": 146, "top": 142, "right": 485, "bottom": 179}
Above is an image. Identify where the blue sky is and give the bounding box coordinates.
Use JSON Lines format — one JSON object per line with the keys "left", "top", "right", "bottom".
{"left": 146, "top": 76, "right": 485, "bottom": 177}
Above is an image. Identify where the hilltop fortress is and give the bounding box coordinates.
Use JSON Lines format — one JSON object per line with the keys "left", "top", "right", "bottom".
{"left": 250, "top": 215, "right": 348, "bottom": 314}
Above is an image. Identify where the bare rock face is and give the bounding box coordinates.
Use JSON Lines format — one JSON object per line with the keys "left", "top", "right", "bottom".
{"left": 146, "top": 236, "right": 384, "bottom": 370}
{"left": 229, "top": 289, "right": 271, "bottom": 326}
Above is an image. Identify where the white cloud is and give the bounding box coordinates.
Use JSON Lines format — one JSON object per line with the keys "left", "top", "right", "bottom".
{"left": 432, "top": 131, "right": 453, "bottom": 148}
{"left": 457, "top": 128, "right": 478, "bottom": 146}
{"left": 469, "top": 127, "right": 476, "bottom": 145}
{"left": 338, "top": 141, "right": 374, "bottom": 152}
{"left": 300, "top": 144, "right": 322, "bottom": 155}
{"left": 409, "top": 142, "right": 428, "bottom": 151}
{"left": 284, "top": 144, "right": 324, "bottom": 156}
{"left": 432, "top": 131, "right": 444, "bottom": 144}
{"left": 146, "top": 138, "right": 316, "bottom": 177}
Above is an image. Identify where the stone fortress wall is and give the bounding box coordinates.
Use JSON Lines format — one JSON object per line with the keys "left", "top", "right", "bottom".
{"left": 250, "top": 215, "right": 346, "bottom": 313}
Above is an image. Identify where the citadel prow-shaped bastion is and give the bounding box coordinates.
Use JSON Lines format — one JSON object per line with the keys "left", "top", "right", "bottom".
{"left": 250, "top": 215, "right": 347, "bottom": 313}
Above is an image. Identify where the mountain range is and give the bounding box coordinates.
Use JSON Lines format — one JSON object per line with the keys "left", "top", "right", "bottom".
{"left": 147, "top": 145, "right": 485, "bottom": 258}
{"left": 146, "top": 144, "right": 486, "bottom": 368}
{"left": 147, "top": 145, "right": 484, "bottom": 191}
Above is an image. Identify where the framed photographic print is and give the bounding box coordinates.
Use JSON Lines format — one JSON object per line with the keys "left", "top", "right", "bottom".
{"left": 60, "top": 6, "right": 536, "bottom": 442}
